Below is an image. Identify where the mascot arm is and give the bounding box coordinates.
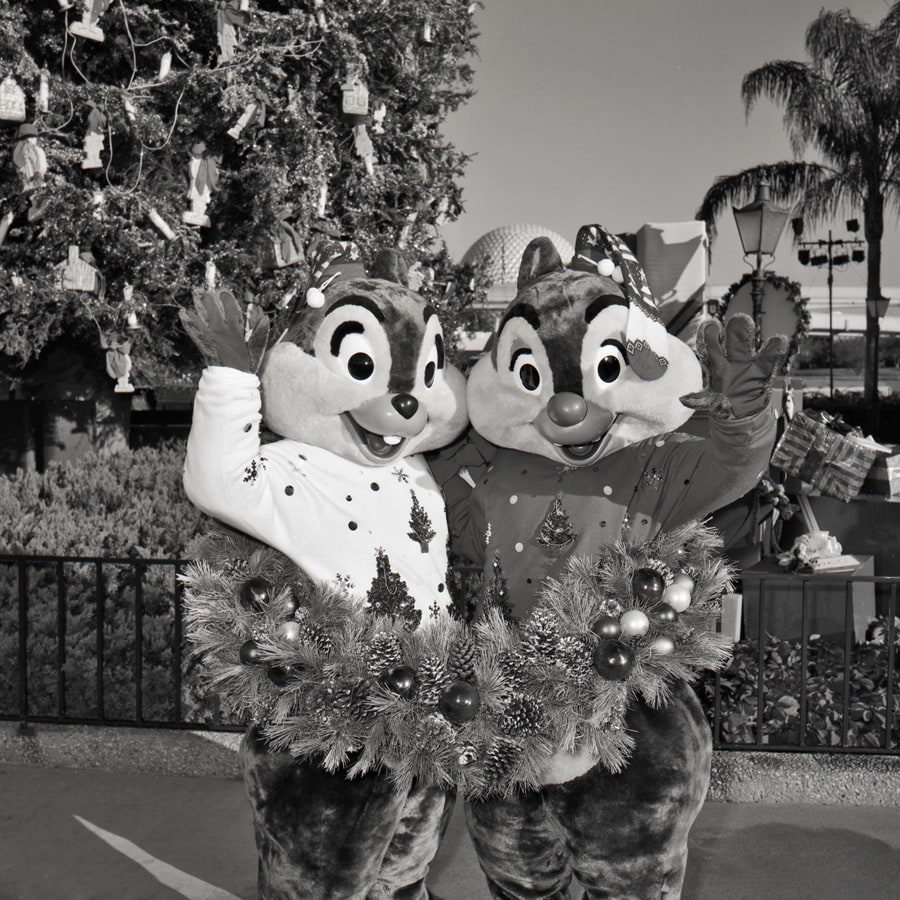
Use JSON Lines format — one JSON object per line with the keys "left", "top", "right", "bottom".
{"left": 657, "top": 401, "right": 777, "bottom": 530}
{"left": 426, "top": 427, "right": 497, "bottom": 565}
{"left": 184, "top": 366, "right": 308, "bottom": 544}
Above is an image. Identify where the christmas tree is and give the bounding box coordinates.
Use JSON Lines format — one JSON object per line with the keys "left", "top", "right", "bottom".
{"left": 0, "top": 0, "right": 487, "bottom": 399}
{"left": 407, "top": 490, "right": 435, "bottom": 552}
{"left": 366, "top": 547, "right": 420, "bottom": 629}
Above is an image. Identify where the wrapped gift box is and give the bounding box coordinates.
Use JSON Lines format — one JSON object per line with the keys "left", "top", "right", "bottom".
{"left": 770, "top": 411, "right": 887, "bottom": 502}
{"left": 861, "top": 446, "right": 900, "bottom": 498}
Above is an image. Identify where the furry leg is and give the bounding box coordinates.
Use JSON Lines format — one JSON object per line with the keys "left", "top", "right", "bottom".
{"left": 465, "top": 786, "right": 573, "bottom": 899}
{"left": 545, "top": 679, "right": 712, "bottom": 900}
{"left": 367, "top": 786, "right": 457, "bottom": 900}
{"left": 242, "top": 727, "right": 412, "bottom": 899}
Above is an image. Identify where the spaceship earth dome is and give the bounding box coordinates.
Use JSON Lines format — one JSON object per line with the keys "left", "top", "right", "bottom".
{"left": 461, "top": 224, "right": 575, "bottom": 290}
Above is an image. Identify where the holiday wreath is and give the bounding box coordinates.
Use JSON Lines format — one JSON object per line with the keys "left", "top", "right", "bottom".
{"left": 181, "top": 519, "right": 733, "bottom": 799}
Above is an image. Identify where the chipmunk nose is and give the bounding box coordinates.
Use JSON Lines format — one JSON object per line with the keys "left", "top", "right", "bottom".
{"left": 547, "top": 392, "right": 587, "bottom": 427}
{"left": 391, "top": 394, "right": 419, "bottom": 420}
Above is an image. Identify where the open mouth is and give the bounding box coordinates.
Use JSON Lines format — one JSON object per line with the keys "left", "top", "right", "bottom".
{"left": 345, "top": 414, "right": 407, "bottom": 460}
{"left": 557, "top": 440, "right": 603, "bottom": 463}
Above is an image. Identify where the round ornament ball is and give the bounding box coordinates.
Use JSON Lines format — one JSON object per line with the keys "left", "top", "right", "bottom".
{"left": 631, "top": 567, "right": 666, "bottom": 605}
{"left": 672, "top": 572, "right": 695, "bottom": 591}
{"left": 239, "top": 639, "right": 263, "bottom": 665}
{"left": 592, "top": 639, "right": 636, "bottom": 681}
{"left": 651, "top": 602, "right": 679, "bottom": 625}
{"left": 267, "top": 664, "right": 292, "bottom": 686}
{"left": 619, "top": 609, "right": 650, "bottom": 637}
{"left": 662, "top": 582, "right": 692, "bottom": 613}
{"left": 380, "top": 664, "right": 417, "bottom": 699}
{"left": 284, "top": 592, "right": 301, "bottom": 616}
{"left": 438, "top": 680, "right": 481, "bottom": 725}
{"left": 239, "top": 577, "right": 272, "bottom": 611}
{"left": 591, "top": 614, "right": 621, "bottom": 639}
{"left": 650, "top": 636, "right": 675, "bottom": 656}
{"left": 278, "top": 620, "right": 301, "bottom": 641}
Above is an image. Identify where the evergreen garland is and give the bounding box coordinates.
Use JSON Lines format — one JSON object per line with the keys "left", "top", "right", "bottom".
{"left": 181, "top": 519, "right": 733, "bottom": 798}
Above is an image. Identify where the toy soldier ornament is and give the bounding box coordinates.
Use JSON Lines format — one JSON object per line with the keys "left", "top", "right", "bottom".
{"left": 183, "top": 142, "right": 218, "bottom": 228}
{"left": 69, "top": 0, "right": 113, "bottom": 42}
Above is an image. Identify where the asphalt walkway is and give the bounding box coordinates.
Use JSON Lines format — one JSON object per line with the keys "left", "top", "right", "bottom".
{"left": 1, "top": 763, "right": 899, "bottom": 900}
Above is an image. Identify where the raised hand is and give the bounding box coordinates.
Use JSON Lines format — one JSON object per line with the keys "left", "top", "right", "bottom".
{"left": 680, "top": 313, "right": 788, "bottom": 419}
{"left": 180, "top": 289, "right": 269, "bottom": 372}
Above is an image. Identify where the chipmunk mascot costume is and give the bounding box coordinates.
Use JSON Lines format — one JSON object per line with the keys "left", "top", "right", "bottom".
{"left": 431, "top": 223, "right": 788, "bottom": 900}
{"left": 180, "top": 240, "right": 468, "bottom": 900}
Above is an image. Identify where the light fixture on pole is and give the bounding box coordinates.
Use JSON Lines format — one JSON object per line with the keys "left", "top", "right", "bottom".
{"left": 866, "top": 295, "right": 891, "bottom": 319}
{"left": 732, "top": 180, "right": 791, "bottom": 347}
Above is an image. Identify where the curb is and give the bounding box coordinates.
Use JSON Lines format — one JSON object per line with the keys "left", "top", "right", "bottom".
{"left": 2, "top": 722, "right": 898, "bottom": 805}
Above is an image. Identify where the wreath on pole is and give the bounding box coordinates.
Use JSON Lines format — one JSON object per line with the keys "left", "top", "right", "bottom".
{"left": 181, "top": 520, "right": 733, "bottom": 799}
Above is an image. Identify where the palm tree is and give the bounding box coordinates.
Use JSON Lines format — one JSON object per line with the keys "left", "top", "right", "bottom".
{"left": 697, "top": 5, "right": 900, "bottom": 402}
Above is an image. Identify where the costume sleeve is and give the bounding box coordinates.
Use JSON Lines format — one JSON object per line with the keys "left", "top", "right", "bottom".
{"left": 426, "top": 427, "right": 496, "bottom": 564}
{"left": 654, "top": 402, "right": 778, "bottom": 531}
{"left": 183, "top": 366, "right": 306, "bottom": 543}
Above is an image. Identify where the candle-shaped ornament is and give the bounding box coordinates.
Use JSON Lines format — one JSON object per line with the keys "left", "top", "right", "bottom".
{"left": 227, "top": 102, "right": 259, "bottom": 139}
{"left": 148, "top": 207, "right": 176, "bottom": 240}
{"left": 38, "top": 69, "right": 49, "bottom": 114}
{"left": 205, "top": 261, "right": 218, "bottom": 289}
{"left": 159, "top": 51, "right": 172, "bottom": 81}
{"left": 69, "top": 0, "right": 112, "bottom": 42}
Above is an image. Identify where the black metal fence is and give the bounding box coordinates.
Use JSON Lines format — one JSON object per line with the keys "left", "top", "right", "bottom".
{"left": 1, "top": 554, "right": 897, "bottom": 754}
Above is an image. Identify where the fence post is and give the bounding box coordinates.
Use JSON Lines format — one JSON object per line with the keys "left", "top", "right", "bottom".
{"left": 17, "top": 559, "right": 32, "bottom": 736}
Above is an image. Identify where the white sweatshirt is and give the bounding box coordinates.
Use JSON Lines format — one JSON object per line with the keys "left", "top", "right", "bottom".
{"left": 183, "top": 367, "right": 452, "bottom": 619}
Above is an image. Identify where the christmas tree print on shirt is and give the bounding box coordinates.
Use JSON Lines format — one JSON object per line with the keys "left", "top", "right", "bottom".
{"left": 366, "top": 548, "right": 422, "bottom": 629}
{"left": 407, "top": 491, "right": 435, "bottom": 552}
{"left": 536, "top": 493, "right": 577, "bottom": 557}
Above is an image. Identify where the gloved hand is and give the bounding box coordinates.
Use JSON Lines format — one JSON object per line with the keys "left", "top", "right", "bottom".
{"left": 180, "top": 289, "right": 269, "bottom": 372}
{"left": 680, "top": 313, "right": 788, "bottom": 419}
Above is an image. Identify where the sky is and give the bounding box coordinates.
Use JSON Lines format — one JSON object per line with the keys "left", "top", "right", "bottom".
{"left": 439, "top": 0, "right": 900, "bottom": 293}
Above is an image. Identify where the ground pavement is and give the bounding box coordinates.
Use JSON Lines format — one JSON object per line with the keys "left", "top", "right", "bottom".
{"left": 1, "top": 763, "right": 900, "bottom": 900}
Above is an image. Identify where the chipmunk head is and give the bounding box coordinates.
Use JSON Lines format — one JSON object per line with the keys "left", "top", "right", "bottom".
{"left": 260, "top": 240, "right": 468, "bottom": 466}
{"left": 466, "top": 224, "right": 702, "bottom": 466}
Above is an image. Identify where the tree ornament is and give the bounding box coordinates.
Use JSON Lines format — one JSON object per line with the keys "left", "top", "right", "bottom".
{"left": 592, "top": 639, "right": 635, "bottom": 681}
{"left": 101, "top": 334, "right": 134, "bottom": 393}
{"left": 372, "top": 102, "right": 386, "bottom": 134}
{"left": 57, "top": 1, "right": 75, "bottom": 11}
{"left": 239, "top": 576, "right": 272, "bottom": 610}
{"left": 353, "top": 124, "right": 375, "bottom": 176}
{"left": 284, "top": 591, "right": 301, "bottom": 616}
{"left": 438, "top": 681, "right": 481, "bottom": 725}
{"left": 591, "top": 614, "right": 621, "bottom": 639}
{"left": 13, "top": 124, "right": 47, "bottom": 191}
{"left": 262, "top": 216, "right": 303, "bottom": 269}
{"left": 0, "top": 211, "right": 13, "bottom": 247}
{"left": 316, "top": 180, "right": 329, "bottom": 218}
{"left": 267, "top": 664, "right": 291, "bottom": 686}
{"left": 277, "top": 620, "right": 300, "bottom": 641}
{"left": 662, "top": 582, "right": 692, "bottom": 613}
{"left": 82, "top": 104, "right": 105, "bottom": 169}
{"left": 216, "top": 1, "right": 252, "bottom": 66}
{"left": 631, "top": 567, "right": 666, "bottom": 605}
{"left": 148, "top": 207, "right": 176, "bottom": 240}
{"left": 379, "top": 664, "right": 417, "bottom": 699}
{"left": 205, "top": 260, "right": 218, "bottom": 289}
{"left": 341, "top": 76, "right": 369, "bottom": 119}
{"left": 650, "top": 636, "right": 675, "bottom": 656}
{"left": 69, "top": 0, "right": 112, "bottom": 42}
{"left": 158, "top": 51, "right": 172, "bottom": 81}
{"left": 673, "top": 572, "right": 695, "bottom": 591}
{"left": 313, "top": 0, "right": 328, "bottom": 30}
{"left": 239, "top": 639, "right": 262, "bottom": 664}
{"left": 57, "top": 245, "right": 102, "bottom": 295}
{"left": 183, "top": 142, "right": 218, "bottom": 228}
{"left": 227, "top": 102, "right": 261, "bottom": 139}
{"left": 0, "top": 76, "right": 26, "bottom": 123}
{"left": 38, "top": 68, "right": 49, "bottom": 114}
{"left": 619, "top": 609, "right": 650, "bottom": 637}
{"left": 422, "top": 18, "right": 434, "bottom": 44}
{"left": 651, "top": 602, "right": 678, "bottom": 625}
{"left": 457, "top": 743, "right": 478, "bottom": 767}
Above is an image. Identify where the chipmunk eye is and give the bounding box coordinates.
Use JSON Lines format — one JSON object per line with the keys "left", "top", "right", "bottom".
{"left": 348, "top": 352, "right": 374, "bottom": 381}
{"left": 519, "top": 363, "right": 541, "bottom": 391}
{"left": 597, "top": 355, "right": 621, "bottom": 383}
{"left": 593, "top": 340, "right": 627, "bottom": 387}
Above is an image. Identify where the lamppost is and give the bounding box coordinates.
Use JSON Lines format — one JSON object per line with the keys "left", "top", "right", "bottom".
{"left": 732, "top": 180, "right": 791, "bottom": 348}
{"left": 795, "top": 219, "right": 866, "bottom": 399}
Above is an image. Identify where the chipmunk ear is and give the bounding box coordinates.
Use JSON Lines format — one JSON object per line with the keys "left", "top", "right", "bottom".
{"left": 369, "top": 249, "right": 409, "bottom": 287}
{"left": 517, "top": 237, "right": 564, "bottom": 289}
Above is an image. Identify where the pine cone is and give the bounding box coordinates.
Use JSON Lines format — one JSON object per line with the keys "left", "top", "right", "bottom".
{"left": 298, "top": 622, "right": 334, "bottom": 656}
{"left": 415, "top": 713, "right": 454, "bottom": 751}
{"left": 498, "top": 693, "right": 545, "bottom": 737}
{"left": 331, "top": 680, "right": 355, "bottom": 716}
{"left": 416, "top": 654, "right": 451, "bottom": 705}
{"left": 366, "top": 631, "right": 403, "bottom": 676}
{"left": 448, "top": 637, "right": 478, "bottom": 682}
{"left": 481, "top": 737, "right": 522, "bottom": 784}
{"left": 222, "top": 557, "right": 251, "bottom": 582}
{"left": 497, "top": 650, "right": 531, "bottom": 691}
{"left": 557, "top": 634, "right": 594, "bottom": 680}
{"left": 521, "top": 607, "right": 561, "bottom": 660}
{"left": 348, "top": 679, "right": 375, "bottom": 721}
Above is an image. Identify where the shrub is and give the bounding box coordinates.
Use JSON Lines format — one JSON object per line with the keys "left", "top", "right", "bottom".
{"left": 0, "top": 444, "right": 212, "bottom": 723}
{"left": 695, "top": 618, "right": 900, "bottom": 749}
